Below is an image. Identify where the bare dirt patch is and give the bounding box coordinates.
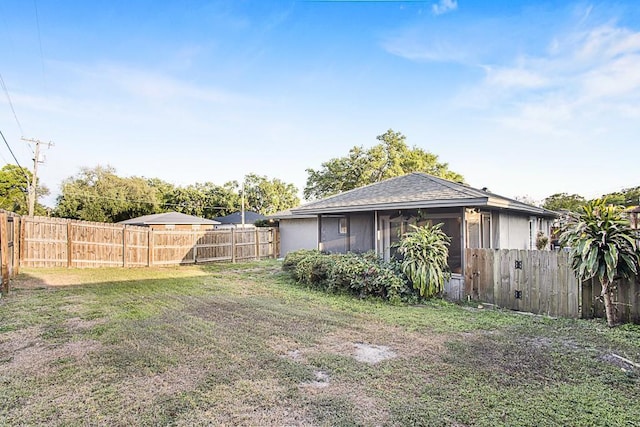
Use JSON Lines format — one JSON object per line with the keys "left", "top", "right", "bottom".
{"left": 1, "top": 335, "right": 102, "bottom": 376}
{"left": 275, "top": 319, "right": 447, "bottom": 366}
{"left": 315, "top": 321, "right": 447, "bottom": 363}
{"left": 353, "top": 343, "right": 396, "bottom": 364}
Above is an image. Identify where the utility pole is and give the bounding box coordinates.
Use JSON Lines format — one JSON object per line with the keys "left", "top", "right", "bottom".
{"left": 22, "top": 137, "right": 53, "bottom": 216}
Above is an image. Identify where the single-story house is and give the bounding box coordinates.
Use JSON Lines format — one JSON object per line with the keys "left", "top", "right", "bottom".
{"left": 269, "top": 209, "right": 318, "bottom": 256}
{"left": 271, "top": 173, "right": 557, "bottom": 295}
{"left": 213, "top": 211, "right": 267, "bottom": 229}
{"left": 118, "top": 211, "right": 219, "bottom": 230}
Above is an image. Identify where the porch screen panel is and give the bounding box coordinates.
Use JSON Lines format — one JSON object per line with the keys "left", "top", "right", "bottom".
{"left": 320, "top": 217, "right": 347, "bottom": 253}
{"left": 350, "top": 213, "right": 374, "bottom": 253}
{"left": 418, "top": 216, "right": 462, "bottom": 274}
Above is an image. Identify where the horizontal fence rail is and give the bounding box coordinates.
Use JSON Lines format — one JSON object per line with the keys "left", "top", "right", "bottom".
{"left": 465, "top": 248, "right": 639, "bottom": 324}
{"left": 20, "top": 216, "right": 278, "bottom": 268}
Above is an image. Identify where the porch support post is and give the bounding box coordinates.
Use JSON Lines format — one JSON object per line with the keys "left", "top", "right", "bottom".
{"left": 374, "top": 210, "right": 378, "bottom": 255}
{"left": 317, "top": 214, "right": 322, "bottom": 252}
{"left": 460, "top": 207, "right": 466, "bottom": 276}
{"left": 345, "top": 214, "right": 350, "bottom": 253}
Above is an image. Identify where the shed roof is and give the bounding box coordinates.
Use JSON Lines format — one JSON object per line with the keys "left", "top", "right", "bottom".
{"left": 291, "top": 173, "right": 557, "bottom": 217}
{"left": 214, "top": 211, "right": 267, "bottom": 224}
{"left": 119, "top": 211, "right": 220, "bottom": 225}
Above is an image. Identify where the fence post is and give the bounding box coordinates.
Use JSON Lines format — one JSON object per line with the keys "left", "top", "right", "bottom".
{"left": 122, "top": 226, "right": 127, "bottom": 267}
{"left": 231, "top": 228, "right": 236, "bottom": 263}
{"left": 12, "top": 217, "right": 20, "bottom": 275}
{"left": 148, "top": 229, "right": 154, "bottom": 267}
{"left": 193, "top": 231, "right": 197, "bottom": 264}
{"left": 255, "top": 228, "right": 260, "bottom": 261}
{"left": 0, "top": 212, "right": 9, "bottom": 295}
{"left": 19, "top": 217, "right": 26, "bottom": 268}
{"left": 67, "top": 222, "right": 72, "bottom": 268}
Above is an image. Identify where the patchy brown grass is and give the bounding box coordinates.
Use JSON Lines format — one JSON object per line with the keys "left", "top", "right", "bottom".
{"left": 1, "top": 262, "right": 639, "bottom": 426}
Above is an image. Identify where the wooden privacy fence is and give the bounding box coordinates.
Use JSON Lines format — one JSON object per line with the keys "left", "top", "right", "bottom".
{"left": 465, "top": 248, "right": 640, "bottom": 323}
{"left": 583, "top": 276, "right": 640, "bottom": 324}
{"left": 20, "top": 216, "right": 278, "bottom": 268}
{"left": 0, "top": 210, "right": 21, "bottom": 294}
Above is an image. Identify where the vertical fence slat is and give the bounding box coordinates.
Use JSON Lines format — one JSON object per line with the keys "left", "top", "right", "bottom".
{"left": 12, "top": 217, "right": 20, "bottom": 276}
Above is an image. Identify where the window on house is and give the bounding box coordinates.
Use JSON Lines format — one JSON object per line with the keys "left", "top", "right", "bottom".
{"left": 339, "top": 217, "right": 347, "bottom": 234}
{"left": 466, "top": 209, "right": 492, "bottom": 249}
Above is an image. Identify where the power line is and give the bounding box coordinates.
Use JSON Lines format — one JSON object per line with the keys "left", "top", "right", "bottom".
{"left": 0, "top": 72, "right": 24, "bottom": 135}
{"left": 0, "top": 129, "right": 28, "bottom": 181}
{"left": 33, "top": 0, "right": 48, "bottom": 96}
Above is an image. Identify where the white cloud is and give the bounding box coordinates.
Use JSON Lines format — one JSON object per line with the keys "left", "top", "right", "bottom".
{"left": 382, "top": 34, "right": 469, "bottom": 63}
{"left": 484, "top": 66, "right": 549, "bottom": 89}
{"left": 460, "top": 22, "right": 640, "bottom": 135}
{"left": 432, "top": 0, "right": 458, "bottom": 16}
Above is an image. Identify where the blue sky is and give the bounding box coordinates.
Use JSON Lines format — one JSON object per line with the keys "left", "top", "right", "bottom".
{"left": 1, "top": 0, "right": 639, "bottom": 207}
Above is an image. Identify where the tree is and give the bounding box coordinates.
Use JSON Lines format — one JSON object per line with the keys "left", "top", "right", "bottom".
{"left": 514, "top": 195, "right": 540, "bottom": 206}
{"left": 55, "top": 166, "right": 159, "bottom": 222}
{"left": 542, "top": 193, "right": 587, "bottom": 212}
{"left": 304, "top": 129, "right": 464, "bottom": 200}
{"left": 395, "top": 223, "right": 451, "bottom": 298}
{"left": 243, "top": 174, "right": 300, "bottom": 215}
{"left": 601, "top": 186, "right": 640, "bottom": 207}
{"left": 161, "top": 181, "right": 240, "bottom": 219}
{"left": 559, "top": 199, "right": 640, "bottom": 327}
{"left": 0, "top": 164, "right": 49, "bottom": 215}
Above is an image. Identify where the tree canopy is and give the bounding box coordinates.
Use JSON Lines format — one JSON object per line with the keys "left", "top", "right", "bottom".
{"left": 543, "top": 187, "right": 640, "bottom": 213}
{"left": 304, "top": 129, "right": 464, "bottom": 200}
{"left": 542, "top": 193, "right": 587, "bottom": 212}
{"left": 53, "top": 165, "right": 299, "bottom": 222}
{"left": 0, "top": 164, "right": 49, "bottom": 215}
{"left": 243, "top": 173, "right": 300, "bottom": 216}
{"left": 55, "top": 166, "right": 160, "bottom": 222}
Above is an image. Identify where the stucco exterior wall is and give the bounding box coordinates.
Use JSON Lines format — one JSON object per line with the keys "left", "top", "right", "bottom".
{"left": 279, "top": 217, "right": 318, "bottom": 257}
{"left": 495, "top": 212, "right": 555, "bottom": 250}
{"left": 497, "top": 213, "right": 530, "bottom": 249}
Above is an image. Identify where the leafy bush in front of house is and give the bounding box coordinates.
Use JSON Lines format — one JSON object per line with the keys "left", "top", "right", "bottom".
{"left": 282, "top": 250, "right": 418, "bottom": 303}
{"left": 282, "top": 249, "right": 321, "bottom": 273}
{"left": 395, "top": 223, "right": 451, "bottom": 298}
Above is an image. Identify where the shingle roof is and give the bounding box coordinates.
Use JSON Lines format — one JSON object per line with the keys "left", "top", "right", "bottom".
{"left": 214, "top": 211, "right": 266, "bottom": 224}
{"left": 118, "top": 211, "right": 220, "bottom": 225}
{"left": 268, "top": 209, "right": 316, "bottom": 220}
{"left": 290, "top": 173, "right": 556, "bottom": 217}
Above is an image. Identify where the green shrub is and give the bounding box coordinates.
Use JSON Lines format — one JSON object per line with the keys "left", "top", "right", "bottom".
{"left": 282, "top": 249, "right": 319, "bottom": 272}
{"left": 282, "top": 250, "right": 418, "bottom": 303}
{"left": 395, "top": 223, "right": 451, "bottom": 298}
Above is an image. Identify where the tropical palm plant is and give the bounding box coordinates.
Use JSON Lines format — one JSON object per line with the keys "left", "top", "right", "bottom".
{"left": 559, "top": 199, "right": 640, "bottom": 327}
{"left": 395, "top": 223, "right": 451, "bottom": 298}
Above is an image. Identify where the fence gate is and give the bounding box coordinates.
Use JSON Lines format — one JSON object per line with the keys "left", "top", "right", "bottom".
{"left": 465, "top": 249, "right": 581, "bottom": 319}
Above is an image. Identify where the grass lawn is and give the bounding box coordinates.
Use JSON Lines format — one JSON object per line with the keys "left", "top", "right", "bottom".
{"left": 1, "top": 260, "right": 639, "bottom": 426}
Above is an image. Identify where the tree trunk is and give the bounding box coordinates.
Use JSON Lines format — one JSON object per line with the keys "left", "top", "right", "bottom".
{"left": 601, "top": 280, "right": 616, "bottom": 327}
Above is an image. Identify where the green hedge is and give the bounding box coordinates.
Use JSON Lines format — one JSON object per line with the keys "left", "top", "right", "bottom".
{"left": 281, "top": 250, "right": 421, "bottom": 304}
